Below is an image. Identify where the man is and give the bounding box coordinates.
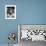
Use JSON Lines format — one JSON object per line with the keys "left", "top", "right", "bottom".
{"left": 7, "top": 7, "right": 15, "bottom": 18}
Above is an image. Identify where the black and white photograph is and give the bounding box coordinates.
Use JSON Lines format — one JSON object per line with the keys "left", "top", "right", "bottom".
{"left": 5, "top": 5, "right": 16, "bottom": 19}
{"left": 18, "top": 24, "right": 46, "bottom": 46}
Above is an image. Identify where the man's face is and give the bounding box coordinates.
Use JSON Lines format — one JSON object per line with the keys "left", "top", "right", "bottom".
{"left": 10, "top": 8, "right": 13, "bottom": 14}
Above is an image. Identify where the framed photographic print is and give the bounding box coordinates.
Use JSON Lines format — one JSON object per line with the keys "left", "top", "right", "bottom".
{"left": 18, "top": 24, "right": 46, "bottom": 42}
{"left": 5, "top": 5, "right": 16, "bottom": 19}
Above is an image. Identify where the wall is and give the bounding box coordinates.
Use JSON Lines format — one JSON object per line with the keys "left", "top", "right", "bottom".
{"left": 16, "top": 0, "right": 46, "bottom": 24}
{"left": 0, "top": 0, "right": 46, "bottom": 44}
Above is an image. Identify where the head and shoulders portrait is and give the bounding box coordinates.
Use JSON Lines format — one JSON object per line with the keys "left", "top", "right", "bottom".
{"left": 5, "top": 5, "right": 16, "bottom": 19}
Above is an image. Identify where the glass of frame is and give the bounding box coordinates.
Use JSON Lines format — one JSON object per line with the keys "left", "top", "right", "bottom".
{"left": 5, "top": 5, "right": 16, "bottom": 19}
